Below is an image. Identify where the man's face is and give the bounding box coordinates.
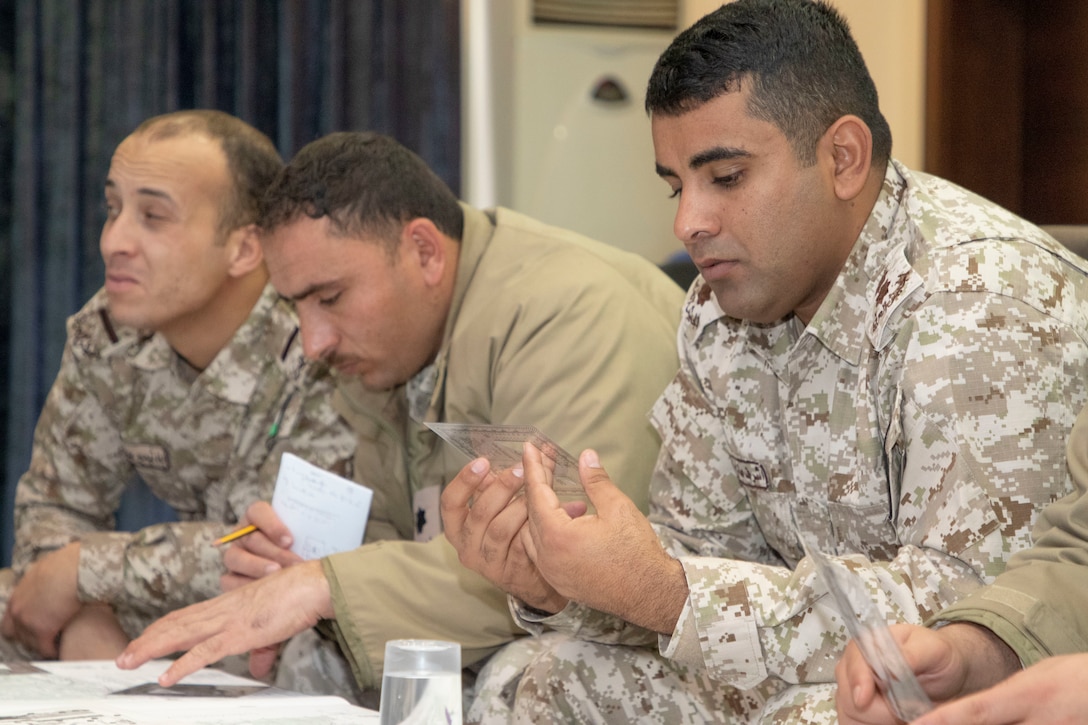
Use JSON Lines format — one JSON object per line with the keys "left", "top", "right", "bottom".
{"left": 264, "top": 215, "right": 444, "bottom": 391}
{"left": 100, "top": 132, "right": 236, "bottom": 335}
{"left": 652, "top": 87, "right": 847, "bottom": 324}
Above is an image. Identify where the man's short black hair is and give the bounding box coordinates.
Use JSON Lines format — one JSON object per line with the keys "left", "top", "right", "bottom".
{"left": 261, "top": 132, "right": 463, "bottom": 251}
{"left": 646, "top": 0, "right": 892, "bottom": 166}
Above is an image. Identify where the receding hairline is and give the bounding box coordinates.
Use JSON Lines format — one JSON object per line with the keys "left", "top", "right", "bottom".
{"left": 111, "top": 130, "right": 233, "bottom": 188}
{"left": 107, "top": 128, "right": 242, "bottom": 245}
{"left": 125, "top": 117, "right": 243, "bottom": 231}
{"left": 131, "top": 110, "right": 256, "bottom": 144}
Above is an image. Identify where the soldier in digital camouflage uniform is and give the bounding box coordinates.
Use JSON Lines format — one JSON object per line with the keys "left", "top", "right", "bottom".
{"left": 443, "top": 1, "right": 1088, "bottom": 722}
{"left": 837, "top": 401, "right": 1088, "bottom": 724}
{"left": 0, "top": 111, "right": 356, "bottom": 684}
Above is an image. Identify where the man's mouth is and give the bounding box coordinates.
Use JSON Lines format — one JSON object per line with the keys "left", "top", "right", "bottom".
{"left": 694, "top": 257, "right": 738, "bottom": 281}
{"left": 104, "top": 271, "right": 139, "bottom": 291}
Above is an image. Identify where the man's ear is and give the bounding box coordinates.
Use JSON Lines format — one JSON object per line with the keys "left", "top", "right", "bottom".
{"left": 226, "top": 224, "right": 265, "bottom": 277}
{"left": 402, "top": 218, "right": 447, "bottom": 286}
{"left": 824, "top": 115, "right": 873, "bottom": 202}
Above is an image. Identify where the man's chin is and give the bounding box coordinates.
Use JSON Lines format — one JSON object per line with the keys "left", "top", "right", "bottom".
{"left": 355, "top": 375, "right": 398, "bottom": 393}
{"left": 104, "top": 300, "right": 149, "bottom": 330}
{"left": 707, "top": 283, "right": 744, "bottom": 317}
{"left": 711, "top": 288, "right": 789, "bottom": 325}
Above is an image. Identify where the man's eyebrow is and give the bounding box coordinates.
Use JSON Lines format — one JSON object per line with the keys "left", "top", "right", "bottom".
{"left": 656, "top": 146, "right": 751, "bottom": 179}
{"left": 104, "top": 178, "right": 175, "bottom": 202}
{"left": 689, "top": 146, "right": 750, "bottom": 169}
{"left": 134, "top": 187, "right": 175, "bottom": 202}
{"left": 281, "top": 280, "right": 338, "bottom": 303}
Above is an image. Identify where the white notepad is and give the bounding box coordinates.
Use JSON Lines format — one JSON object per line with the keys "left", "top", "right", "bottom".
{"left": 271, "top": 453, "right": 373, "bottom": 559}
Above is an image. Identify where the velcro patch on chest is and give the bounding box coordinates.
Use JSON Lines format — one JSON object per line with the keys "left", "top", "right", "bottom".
{"left": 123, "top": 443, "right": 171, "bottom": 471}
{"left": 730, "top": 456, "right": 770, "bottom": 489}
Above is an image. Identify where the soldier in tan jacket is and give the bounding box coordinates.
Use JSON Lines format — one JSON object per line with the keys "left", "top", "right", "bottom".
{"left": 117, "top": 131, "right": 686, "bottom": 708}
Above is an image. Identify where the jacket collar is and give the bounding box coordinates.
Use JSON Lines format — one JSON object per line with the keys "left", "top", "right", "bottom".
{"left": 798, "top": 160, "right": 912, "bottom": 366}
{"left": 426, "top": 203, "right": 496, "bottom": 419}
{"left": 124, "top": 283, "right": 289, "bottom": 405}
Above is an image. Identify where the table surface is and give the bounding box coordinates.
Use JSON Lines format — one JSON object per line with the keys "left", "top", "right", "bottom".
{"left": 0, "top": 659, "right": 380, "bottom": 723}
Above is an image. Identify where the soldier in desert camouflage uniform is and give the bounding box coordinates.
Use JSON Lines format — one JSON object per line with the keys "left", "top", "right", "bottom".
{"left": 441, "top": 1, "right": 1088, "bottom": 722}
{"left": 837, "top": 402, "right": 1088, "bottom": 724}
{"left": 0, "top": 111, "right": 355, "bottom": 674}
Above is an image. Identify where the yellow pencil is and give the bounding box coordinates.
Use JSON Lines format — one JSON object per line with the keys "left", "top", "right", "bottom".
{"left": 211, "top": 524, "right": 258, "bottom": 547}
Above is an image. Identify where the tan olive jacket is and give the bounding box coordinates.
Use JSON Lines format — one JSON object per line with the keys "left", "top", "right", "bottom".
{"left": 936, "top": 400, "right": 1088, "bottom": 664}
{"left": 322, "top": 204, "right": 685, "bottom": 687}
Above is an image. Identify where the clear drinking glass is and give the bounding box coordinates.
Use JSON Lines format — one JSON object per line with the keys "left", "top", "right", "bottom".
{"left": 379, "top": 639, "right": 462, "bottom": 725}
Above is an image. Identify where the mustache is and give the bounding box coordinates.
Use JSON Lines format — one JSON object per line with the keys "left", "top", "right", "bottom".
{"left": 325, "top": 352, "right": 358, "bottom": 369}
{"left": 104, "top": 258, "right": 142, "bottom": 277}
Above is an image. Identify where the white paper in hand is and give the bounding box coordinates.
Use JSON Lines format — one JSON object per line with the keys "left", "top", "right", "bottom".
{"left": 271, "top": 453, "right": 373, "bottom": 559}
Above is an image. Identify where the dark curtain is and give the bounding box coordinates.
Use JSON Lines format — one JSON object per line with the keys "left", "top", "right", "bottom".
{"left": 0, "top": 0, "right": 461, "bottom": 566}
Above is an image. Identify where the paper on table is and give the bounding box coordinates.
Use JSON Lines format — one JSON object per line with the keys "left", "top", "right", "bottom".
{"left": 0, "top": 659, "right": 273, "bottom": 703}
{"left": 271, "top": 453, "right": 373, "bottom": 560}
{"left": 0, "top": 659, "right": 379, "bottom": 723}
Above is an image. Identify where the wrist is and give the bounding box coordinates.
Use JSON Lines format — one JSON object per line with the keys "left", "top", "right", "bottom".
{"left": 59, "top": 541, "right": 83, "bottom": 603}
{"left": 523, "top": 591, "right": 570, "bottom": 616}
{"left": 621, "top": 556, "right": 688, "bottom": 634}
{"left": 305, "top": 559, "right": 335, "bottom": 619}
{"left": 943, "top": 622, "right": 1021, "bottom": 695}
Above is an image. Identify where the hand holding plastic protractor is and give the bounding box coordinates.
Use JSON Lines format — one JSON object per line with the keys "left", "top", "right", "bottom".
{"left": 426, "top": 422, "right": 590, "bottom": 508}
{"left": 799, "top": 534, "right": 934, "bottom": 721}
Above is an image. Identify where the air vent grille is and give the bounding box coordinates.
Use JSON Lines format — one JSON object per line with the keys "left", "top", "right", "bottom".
{"left": 533, "top": 0, "right": 679, "bottom": 30}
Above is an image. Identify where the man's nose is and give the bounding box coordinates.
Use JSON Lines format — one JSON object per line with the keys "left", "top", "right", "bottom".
{"left": 673, "top": 191, "right": 720, "bottom": 245}
{"left": 298, "top": 309, "right": 338, "bottom": 362}
{"left": 100, "top": 211, "right": 138, "bottom": 259}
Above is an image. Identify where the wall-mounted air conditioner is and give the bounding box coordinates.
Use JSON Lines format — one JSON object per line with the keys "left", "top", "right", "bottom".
{"left": 462, "top": 0, "right": 683, "bottom": 264}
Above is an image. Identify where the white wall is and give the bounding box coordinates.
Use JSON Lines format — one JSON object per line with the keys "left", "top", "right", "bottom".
{"left": 462, "top": 1, "right": 682, "bottom": 263}
{"left": 680, "top": 0, "right": 927, "bottom": 168}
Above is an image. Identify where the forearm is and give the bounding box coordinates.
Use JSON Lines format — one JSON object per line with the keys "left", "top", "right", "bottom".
{"left": 592, "top": 550, "right": 688, "bottom": 635}
{"left": 522, "top": 554, "right": 687, "bottom": 638}
{"left": 673, "top": 541, "right": 990, "bottom": 688}
{"left": 12, "top": 502, "right": 100, "bottom": 575}
{"left": 512, "top": 598, "right": 660, "bottom": 647}
{"left": 12, "top": 443, "right": 123, "bottom": 575}
{"left": 78, "top": 521, "right": 231, "bottom": 614}
{"left": 13, "top": 361, "right": 128, "bottom": 574}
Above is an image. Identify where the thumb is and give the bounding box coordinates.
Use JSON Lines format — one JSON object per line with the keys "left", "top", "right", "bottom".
{"left": 249, "top": 644, "right": 281, "bottom": 679}
{"left": 577, "top": 449, "right": 623, "bottom": 512}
